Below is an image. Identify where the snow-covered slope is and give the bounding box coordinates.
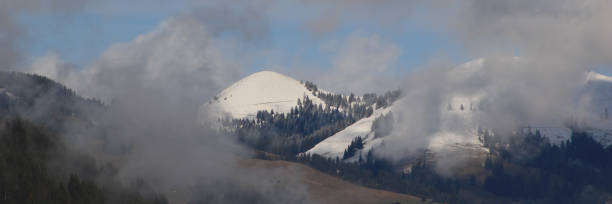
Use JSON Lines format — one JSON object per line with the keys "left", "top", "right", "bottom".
{"left": 305, "top": 95, "right": 489, "bottom": 162}
{"left": 522, "top": 127, "right": 572, "bottom": 145}
{"left": 305, "top": 106, "right": 393, "bottom": 159}
{"left": 200, "top": 71, "right": 324, "bottom": 120}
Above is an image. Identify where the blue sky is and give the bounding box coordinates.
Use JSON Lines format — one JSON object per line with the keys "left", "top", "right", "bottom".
{"left": 18, "top": 1, "right": 468, "bottom": 75}
{"left": 19, "top": 13, "right": 164, "bottom": 66}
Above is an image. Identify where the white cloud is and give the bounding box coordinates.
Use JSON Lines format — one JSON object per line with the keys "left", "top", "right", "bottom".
{"left": 319, "top": 34, "right": 401, "bottom": 94}
{"left": 27, "top": 53, "right": 76, "bottom": 81}
{"left": 45, "top": 16, "right": 244, "bottom": 104}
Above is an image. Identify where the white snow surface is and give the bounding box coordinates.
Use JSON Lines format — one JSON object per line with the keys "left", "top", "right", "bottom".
{"left": 522, "top": 127, "right": 572, "bottom": 145}
{"left": 200, "top": 71, "right": 324, "bottom": 120}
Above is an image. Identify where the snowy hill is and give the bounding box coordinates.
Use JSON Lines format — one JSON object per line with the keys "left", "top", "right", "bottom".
{"left": 200, "top": 71, "right": 324, "bottom": 121}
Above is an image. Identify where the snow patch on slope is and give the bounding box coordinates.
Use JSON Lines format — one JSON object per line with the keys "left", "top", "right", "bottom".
{"left": 305, "top": 107, "right": 392, "bottom": 159}
{"left": 523, "top": 125, "right": 612, "bottom": 147}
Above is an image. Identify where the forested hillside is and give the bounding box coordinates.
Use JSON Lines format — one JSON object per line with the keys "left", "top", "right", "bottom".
{"left": 0, "top": 117, "right": 167, "bottom": 204}
{"left": 0, "top": 71, "right": 104, "bottom": 132}
{"left": 0, "top": 72, "right": 167, "bottom": 204}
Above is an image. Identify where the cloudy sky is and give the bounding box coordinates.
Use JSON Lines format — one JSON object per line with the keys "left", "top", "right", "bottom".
{"left": 6, "top": 0, "right": 612, "bottom": 96}
{"left": 15, "top": 0, "right": 464, "bottom": 86}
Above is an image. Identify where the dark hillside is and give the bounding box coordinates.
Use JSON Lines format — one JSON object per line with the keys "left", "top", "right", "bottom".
{"left": 0, "top": 117, "right": 167, "bottom": 204}
{"left": 0, "top": 71, "right": 104, "bottom": 132}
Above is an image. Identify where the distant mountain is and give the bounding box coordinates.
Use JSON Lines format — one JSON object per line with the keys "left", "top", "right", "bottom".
{"left": 205, "top": 63, "right": 612, "bottom": 170}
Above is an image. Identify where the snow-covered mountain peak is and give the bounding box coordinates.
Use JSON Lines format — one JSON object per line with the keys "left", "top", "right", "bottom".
{"left": 200, "top": 70, "right": 324, "bottom": 120}
{"left": 586, "top": 71, "right": 612, "bottom": 84}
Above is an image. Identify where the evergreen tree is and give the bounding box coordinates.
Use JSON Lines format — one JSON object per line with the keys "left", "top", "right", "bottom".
{"left": 343, "top": 136, "right": 364, "bottom": 160}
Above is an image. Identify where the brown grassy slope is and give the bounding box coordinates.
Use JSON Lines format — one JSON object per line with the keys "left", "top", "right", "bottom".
{"left": 243, "top": 159, "right": 425, "bottom": 204}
